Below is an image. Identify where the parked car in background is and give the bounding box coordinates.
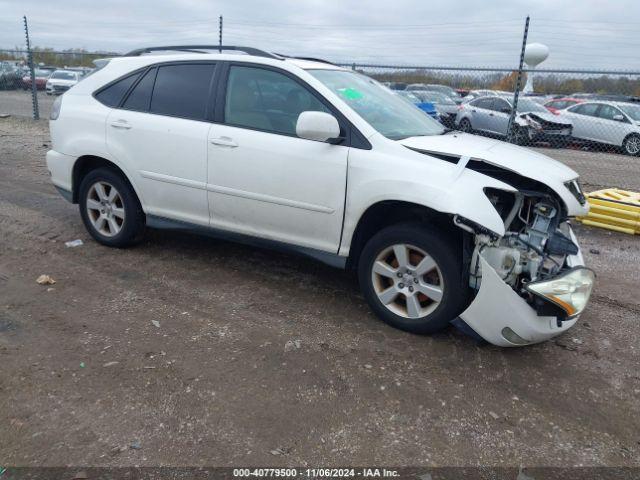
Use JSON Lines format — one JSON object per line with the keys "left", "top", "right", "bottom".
{"left": 381, "top": 81, "right": 408, "bottom": 90}
{"left": 412, "top": 90, "right": 458, "bottom": 127}
{"left": 544, "top": 97, "right": 584, "bottom": 114}
{"left": 462, "top": 89, "right": 504, "bottom": 102}
{"left": 0, "top": 61, "right": 22, "bottom": 90}
{"left": 22, "top": 68, "right": 55, "bottom": 90}
{"left": 395, "top": 90, "right": 439, "bottom": 120}
{"left": 46, "top": 69, "right": 83, "bottom": 95}
{"left": 561, "top": 101, "right": 640, "bottom": 156}
{"left": 456, "top": 96, "right": 573, "bottom": 146}
{"left": 407, "top": 83, "right": 462, "bottom": 104}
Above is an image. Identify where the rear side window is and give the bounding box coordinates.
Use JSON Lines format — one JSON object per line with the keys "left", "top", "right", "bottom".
{"left": 122, "top": 68, "right": 156, "bottom": 112}
{"left": 571, "top": 103, "right": 599, "bottom": 116}
{"left": 150, "top": 64, "right": 215, "bottom": 121}
{"left": 472, "top": 98, "right": 492, "bottom": 109}
{"left": 95, "top": 72, "right": 141, "bottom": 107}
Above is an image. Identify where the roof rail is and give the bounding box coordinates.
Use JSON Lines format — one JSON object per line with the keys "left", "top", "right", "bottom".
{"left": 123, "top": 45, "right": 281, "bottom": 59}
{"left": 274, "top": 53, "right": 335, "bottom": 66}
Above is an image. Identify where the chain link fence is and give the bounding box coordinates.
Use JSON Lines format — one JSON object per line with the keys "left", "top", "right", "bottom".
{"left": 340, "top": 63, "right": 640, "bottom": 153}
{"left": 0, "top": 48, "right": 108, "bottom": 119}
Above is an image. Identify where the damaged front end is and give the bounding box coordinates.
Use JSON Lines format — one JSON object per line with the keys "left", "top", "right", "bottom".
{"left": 457, "top": 167, "right": 594, "bottom": 346}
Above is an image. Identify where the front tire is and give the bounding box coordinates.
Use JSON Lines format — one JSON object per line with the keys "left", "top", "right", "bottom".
{"left": 622, "top": 134, "right": 640, "bottom": 156}
{"left": 78, "top": 168, "right": 145, "bottom": 247}
{"left": 358, "top": 223, "right": 470, "bottom": 335}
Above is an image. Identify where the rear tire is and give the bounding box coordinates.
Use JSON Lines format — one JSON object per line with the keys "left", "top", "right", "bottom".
{"left": 622, "top": 134, "right": 640, "bottom": 156}
{"left": 358, "top": 223, "right": 470, "bottom": 335}
{"left": 459, "top": 118, "right": 473, "bottom": 133}
{"left": 78, "top": 168, "right": 145, "bottom": 248}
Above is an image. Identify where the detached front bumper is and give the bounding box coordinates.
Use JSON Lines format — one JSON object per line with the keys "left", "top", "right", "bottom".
{"left": 459, "top": 228, "right": 590, "bottom": 347}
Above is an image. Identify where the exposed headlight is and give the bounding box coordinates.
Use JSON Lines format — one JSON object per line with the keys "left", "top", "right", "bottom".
{"left": 50, "top": 95, "right": 63, "bottom": 120}
{"left": 525, "top": 117, "right": 542, "bottom": 130}
{"left": 526, "top": 267, "right": 595, "bottom": 318}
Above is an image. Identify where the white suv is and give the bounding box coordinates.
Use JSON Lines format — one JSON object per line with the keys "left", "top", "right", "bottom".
{"left": 46, "top": 46, "right": 594, "bottom": 347}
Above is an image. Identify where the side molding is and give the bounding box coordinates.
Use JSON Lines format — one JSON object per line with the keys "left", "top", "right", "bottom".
{"left": 146, "top": 214, "right": 347, "bottom": 269}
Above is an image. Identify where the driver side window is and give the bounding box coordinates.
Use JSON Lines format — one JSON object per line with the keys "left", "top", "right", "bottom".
{"left": 224, "top": 66, "right": 330, "bottom": 136}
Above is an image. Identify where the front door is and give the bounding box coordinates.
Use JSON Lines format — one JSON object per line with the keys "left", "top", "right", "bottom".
{"left": 206, "top": 64, "right": 349, "bottom": 253}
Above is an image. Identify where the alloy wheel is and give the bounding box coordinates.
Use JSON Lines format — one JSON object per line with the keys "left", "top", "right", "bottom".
{"left": 625, "top": 135, "right": 640, "bottom": 155}
{"left": 86, "top": 181, "right": 125, "bottom": 237}
{"left": 371, "top": 243, "right": 444, "bottom": 319}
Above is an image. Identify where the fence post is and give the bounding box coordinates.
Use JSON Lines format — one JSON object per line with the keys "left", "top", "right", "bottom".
{"left": 218, "top": 15, "right": 223, "bottom": 52}
{"left": 23, "top": 15, "right": 39, "bottom": 120}
{"left": 506, "top": 15, "right": 529, "bottom": 143}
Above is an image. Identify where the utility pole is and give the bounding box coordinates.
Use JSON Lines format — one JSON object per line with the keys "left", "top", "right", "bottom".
{"left": 218, "top": 15, "right": 223, "bottom": 52}
{"left": 23, "top": 15, "right": 39, "bottom": 120}
{"left": 507, "top": 15, "right": 529, "bottom": 143}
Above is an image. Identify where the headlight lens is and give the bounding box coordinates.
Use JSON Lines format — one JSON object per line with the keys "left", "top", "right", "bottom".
{"left": 50, "top": 95, "right": 62, "bottom": 120}
{"left": 526, "top": 267, "right": 595, "bottom": 318}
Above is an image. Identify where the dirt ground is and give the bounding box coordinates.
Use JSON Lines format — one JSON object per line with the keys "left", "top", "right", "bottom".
{"left": 1, "top": 117, "right": 639, "bottom": 468}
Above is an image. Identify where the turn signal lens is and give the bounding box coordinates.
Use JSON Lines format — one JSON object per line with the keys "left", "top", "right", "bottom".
{"left": 526, "top": 268, "right": 595, "bottom": 318}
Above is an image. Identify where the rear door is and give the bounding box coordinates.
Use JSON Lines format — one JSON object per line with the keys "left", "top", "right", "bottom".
{"left": 489, "top": 98, "right": 511, "bottom": 136}
{"left": 105, "top": 62, "right": 217, "bottom": 226}
{"left": 205, "top": 63, "right": 349, "bottom": 253}
{"left": 468, "top": 98, "right": 494, "bottom": 133}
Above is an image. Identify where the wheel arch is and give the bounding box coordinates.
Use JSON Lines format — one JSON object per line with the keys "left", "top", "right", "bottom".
{"left": 345, "top": 200, "right": 470, "bottom": 271}
{"left": 72, "top": 155, "right": 144, "bottom": 206}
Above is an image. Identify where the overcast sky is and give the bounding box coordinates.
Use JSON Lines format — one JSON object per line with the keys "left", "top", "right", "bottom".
{"left": 1, "top": 0, "right": 639, "bottom": 70}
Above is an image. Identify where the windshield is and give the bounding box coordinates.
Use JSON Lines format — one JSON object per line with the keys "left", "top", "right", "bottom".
{"left": 396, "top": 91, "right": 420, "bottom": 103}
{"left": 51, "top": 71, "right": 77, "bottom": 80}
{"left": 619, "top": 103, "right": 640, "bottom": 121}
{"left": 414, "top": 91, "right": 454, "bottom": 104}
{"left": 428, "top": 85, "right": 460, "bottom": 97}
{"left": 309, "top": 69, "right": 444, "bottom": 139}
{"left": 514, "top": 98, "right": 548, "bottom": 113}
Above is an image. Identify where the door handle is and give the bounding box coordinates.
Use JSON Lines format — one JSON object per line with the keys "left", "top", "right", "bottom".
{"left": 471, "top": 109, "right": 477, "bottom": 113}
{"left": 489, "top": 113, "right": 494, "bottom": 116}
{"left": 210, "top": 136, "right": 238, "bottom": 148}
{"left": 110, "top": 120, "right": 131, "bottom": 129}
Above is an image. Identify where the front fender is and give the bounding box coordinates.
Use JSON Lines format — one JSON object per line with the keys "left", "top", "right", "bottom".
{"left": 340, "top": 145, "right": 516, "bottom": 256}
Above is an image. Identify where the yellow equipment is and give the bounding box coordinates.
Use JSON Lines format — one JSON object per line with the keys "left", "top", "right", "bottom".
{"left": 577, "top": 188, "right": 640, "bottom": 235}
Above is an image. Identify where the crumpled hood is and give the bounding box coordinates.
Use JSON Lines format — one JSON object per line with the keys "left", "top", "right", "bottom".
{"left": 399, "top": 132, "right": 578, "bottom": 182}
{"left": 520, "top": 110, "right": 572, "bottom": 126}
{"left": 398, "top": 132, "right": 588, "bottom": 217}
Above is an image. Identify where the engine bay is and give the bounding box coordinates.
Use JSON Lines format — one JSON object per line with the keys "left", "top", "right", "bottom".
{"left": 469, "top": 189, "right": 580, "bottom": 293}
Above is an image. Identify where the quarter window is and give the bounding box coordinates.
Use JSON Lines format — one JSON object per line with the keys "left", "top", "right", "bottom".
{"left": 122, "top": 68, "right": 156, "bottom": 112}
{"left": 95, "top": 72, "right": 141, "bottom": 107}
{"left": 224, "top": 65, "right": 330, "bottom": 136}
{"left": 150, "top": 64, "right": 215, "bottom": 121}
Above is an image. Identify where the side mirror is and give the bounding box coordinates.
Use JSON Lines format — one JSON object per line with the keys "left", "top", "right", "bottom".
{"left": 613, "top": 114, "right": 625, "bottom": 122}
{"left": 501, "top": 107, "right": 512, "bottom": 114}
{"left": 296, "top": 111, "right": 341, "bottom": 143}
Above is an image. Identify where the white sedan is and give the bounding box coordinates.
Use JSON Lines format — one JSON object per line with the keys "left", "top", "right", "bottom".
{"left": 562, "top": 101, "right": 640, "bottom": 156}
